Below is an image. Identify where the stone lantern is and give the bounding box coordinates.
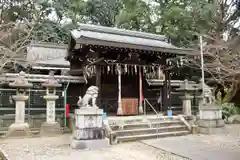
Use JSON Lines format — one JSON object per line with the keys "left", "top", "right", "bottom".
{"left": 6, "top": 71, "right": 33, "bottom": 137}
{"left": 40, "top": 71, "right": 62, "bottom": 136}
{"left": 197, "top": 81, "right": 225, "bottom": 134}
{"left": 176, "top": 79, "right": 196, "bottom": 116}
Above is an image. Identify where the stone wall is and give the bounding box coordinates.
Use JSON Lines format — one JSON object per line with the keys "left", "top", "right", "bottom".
{"left": 0, "top": 114, "right": 64, "bottom": 129}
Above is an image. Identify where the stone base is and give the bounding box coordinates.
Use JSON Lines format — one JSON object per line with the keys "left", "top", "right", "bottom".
{"left": 198, "top": 126, "right": 225, "bottom": 134}
{"left": 6, "top": 123, "right": 31, "bottom": 138}
{"left": 71, "top": 138, "right": 110, "bottom": 150}
{"left": 198, "top": 119, "right": 225, "bottom": 128}
{"left": 191, "top": 125, "right": 198, "bottom": 134}
{"left": 40, "top": 122, "right": 62, "bottom": 136}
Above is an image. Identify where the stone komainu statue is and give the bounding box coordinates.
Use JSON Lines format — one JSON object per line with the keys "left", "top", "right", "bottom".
{"left": 77, "top": 86, "right": 99, "bottom": 108}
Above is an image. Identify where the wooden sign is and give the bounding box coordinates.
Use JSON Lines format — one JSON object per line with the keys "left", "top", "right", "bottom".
{"left": 121, "top": 98, "right": 138, "bottom": 115}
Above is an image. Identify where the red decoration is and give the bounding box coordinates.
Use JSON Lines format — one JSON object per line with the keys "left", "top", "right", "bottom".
{"left": 66, "top": 104, "right": 69, "bottom": 118}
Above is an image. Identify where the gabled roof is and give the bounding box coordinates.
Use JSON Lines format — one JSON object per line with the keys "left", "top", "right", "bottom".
{"left": 70, "top": 24, "right": 193, "bottom": 55}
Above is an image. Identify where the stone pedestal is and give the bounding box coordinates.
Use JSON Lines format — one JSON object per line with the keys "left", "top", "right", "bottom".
{"left": 180, "top": 95, "right": 193, "bottom": 116}
{"left": 176, "top": 80, "right": 196, "bottom": 116}
{"left": 6, "top": 95, "right": 31, "bottom": 137}
{"left": 71, "top": 107, "right": 110, "bottom": 149}
{"left": 198, "top": 104, "right": 225, "bottom": 134}
{"left": 138, "top": 105, "right": 143, "bottom": 114}
{"left": 40, "top": 95, "right": 61, "bottom": 136}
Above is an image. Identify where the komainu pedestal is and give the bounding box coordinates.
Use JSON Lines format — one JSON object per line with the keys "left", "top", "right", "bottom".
{"left": 199, "top": 104, "right": 225, "bottom": 134}
{"left": 71, "top": 86, "right": 109, "bottom": 149}
{"left": 71, "top": 108, "right": 109, "bottom": 149}
{"left": 198, "top": 83, "right": 225, "bottom": 134}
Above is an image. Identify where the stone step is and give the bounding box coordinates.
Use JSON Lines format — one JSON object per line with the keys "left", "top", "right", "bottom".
{"left": 117, "top": 130, "right": 190, "bottom": 142}
{"left": 150, "top": 121, "right": 183, "bottom": 128}
{"left": 108, "top": 115, "right": 180, "bottom": 125}
{"left": 147, "top": 117, "right": 180, "bottom": 122}
{"left": 114, "top": 125, "right": 188, "bottom": 137}
{"left": 111, "top": 120, "right": 183, "bottom": 131}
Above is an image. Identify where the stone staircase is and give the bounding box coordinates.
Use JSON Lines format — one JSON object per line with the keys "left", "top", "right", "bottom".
{"left": 109, "top": 116, "right": 190, "bottom": 143}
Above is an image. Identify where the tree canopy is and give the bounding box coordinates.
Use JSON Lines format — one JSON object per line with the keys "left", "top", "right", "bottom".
{"left": 1, "top": 0, "right": 240, "bottom": 100}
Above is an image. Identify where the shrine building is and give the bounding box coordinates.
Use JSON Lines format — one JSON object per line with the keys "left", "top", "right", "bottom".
{"left": 66, "top": 24, "right": 195, "bottom": 116}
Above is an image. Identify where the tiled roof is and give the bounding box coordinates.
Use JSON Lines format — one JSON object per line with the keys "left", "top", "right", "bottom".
{"left": 71, "top": 24, "right": 193, "bottom": 55}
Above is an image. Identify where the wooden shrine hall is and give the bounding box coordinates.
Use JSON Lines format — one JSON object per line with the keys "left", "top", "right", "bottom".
{"left": 66, "top": 24, "right": 194, "bottom": 116}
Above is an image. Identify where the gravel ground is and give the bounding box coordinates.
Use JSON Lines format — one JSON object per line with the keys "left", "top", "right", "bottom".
{"left": 0, "top": 135, "right": 187, "bottom": 160}
{"left": 187, "top": 124, "right": 240, "bottom": 149}
{"left": 0, "top": 124, "right": 239, "bottom": 160}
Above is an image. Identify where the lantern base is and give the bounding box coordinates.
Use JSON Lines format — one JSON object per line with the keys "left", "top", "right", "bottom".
{"left": 40, "top": 122, "right": 62, "bottom": 136}
{"left": 6, "top": 123, "right": 31, "bottom": 138}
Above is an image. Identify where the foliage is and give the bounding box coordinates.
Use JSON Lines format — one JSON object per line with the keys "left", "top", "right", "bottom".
{"left": 115, "top": 0, "right": 153, "bottom": 32}
{"left": 222, "top": 103, "right": 239, "bottom": 120}
{"left": 33, "top": 20, "right": 69, "bottom": 43}
{"left": 85, "top": 0, "right": 122, "bottom": 27}
{"left": 0, "top": 0, "right": 240, "bottom": 103}
{"left": 0, "top": 0, "right": 69, "bottom": 74}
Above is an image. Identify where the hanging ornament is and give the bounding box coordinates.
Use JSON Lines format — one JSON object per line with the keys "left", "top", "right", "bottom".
{"left": 107, "top": 65, "right": 110, "bottom": 74}
{"left": 93, "top": 65, "right": 96, "bottom": 74}
{"left": 143, "top": 66, "right": 146, "bottom": 74}
{"left": 124, "top": 64, "right": 128, "bottom": 74}
{"left": 134, "top": 65, "right": 137, "bottom": 74}
{"left": 180, "top": 57, "right": 183, "bottom": 66}
{"left": 153, "top": 66, "right": 156, "bottom": 77}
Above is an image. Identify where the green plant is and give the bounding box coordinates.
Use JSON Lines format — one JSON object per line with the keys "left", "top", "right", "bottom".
{"left": 0, "top": 151, "right": 7, "bottom": 160}
{"left": 222, "top": 103, "right": 238, "bottom": 121}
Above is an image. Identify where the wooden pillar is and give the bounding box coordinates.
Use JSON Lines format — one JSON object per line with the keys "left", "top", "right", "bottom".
{"left": 163, "top": 70, "right": 168, "bottom": 113}
{"left": 96, "top": 64, "right": 101, "bottom": 107}
{"left": 117, "top": 64, "right": 123, "bottom": 115}
{"left": 139, "top": 71, "right": 143, "bottom": 114}
{"left": 167, "top": 71, "right": 171, "bottom": 109}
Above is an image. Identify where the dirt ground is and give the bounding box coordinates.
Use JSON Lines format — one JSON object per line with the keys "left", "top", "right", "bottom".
{"left": 0, "top": 124, "right": 239, "bottom": 160}
{"left": 0, "top": 135, "right": 187, "bottom": 160}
